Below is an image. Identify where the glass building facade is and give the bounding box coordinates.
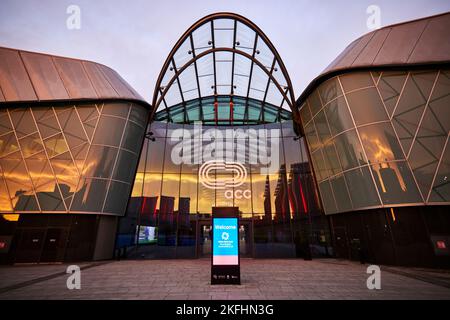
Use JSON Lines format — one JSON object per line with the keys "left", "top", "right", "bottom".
{"left": 300, "top": 69, "right": 450, "bottom": 214}
{"left": 120, "top": 117, "right": 328, "bottom": 259}
{"left": 1, "top": 12, "right": 449, "bottom": 267}
{"left": 0, "top": 102, "right": 148, "bottom": 215}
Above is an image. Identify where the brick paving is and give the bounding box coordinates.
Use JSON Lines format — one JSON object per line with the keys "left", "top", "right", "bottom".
{"left": 0, "top": 258, "right": 449, "bottom": 300}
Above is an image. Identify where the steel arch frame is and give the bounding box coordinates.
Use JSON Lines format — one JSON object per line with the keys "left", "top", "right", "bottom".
{"left": 151, "top": 12, "right": 298, "bottom": 122}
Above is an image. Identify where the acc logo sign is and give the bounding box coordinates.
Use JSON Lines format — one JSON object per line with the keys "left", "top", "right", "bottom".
{"left": 199, "top": 160, "right": 247, "bottom": 190}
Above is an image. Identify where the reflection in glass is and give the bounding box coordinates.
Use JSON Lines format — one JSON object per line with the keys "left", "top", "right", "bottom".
{"left": 0, "top": 102, "right": 147, "bottom": 216}
{"left": 319, "top": 77, "right": 342, "bottom": 105}
{"left": 359, "top": 122, "right": 404, "bottom": 163}
{"left": 371, "top": 161, "right": 422, "bottom": 204}
{"left": 324, "top": 96, "right": 354, "bottom": 136}
{"left": 334, "top": 129, "right": 367, "bottom": 170}
{"left": 314, "top": 110, "right": 331, "bottom": 144}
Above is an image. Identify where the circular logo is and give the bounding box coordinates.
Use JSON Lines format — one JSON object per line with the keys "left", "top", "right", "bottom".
{"left": 221, "top": 232, "right": 229, "bottom": 241}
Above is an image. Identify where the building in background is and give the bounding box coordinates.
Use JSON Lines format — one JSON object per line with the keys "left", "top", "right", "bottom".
{"left": 0, "top": 12, "right": 448, "bottom": 267}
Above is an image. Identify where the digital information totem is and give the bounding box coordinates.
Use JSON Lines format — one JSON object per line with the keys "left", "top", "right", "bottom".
{"left": 211, "top": 207, "right": 240, "bottom": 285}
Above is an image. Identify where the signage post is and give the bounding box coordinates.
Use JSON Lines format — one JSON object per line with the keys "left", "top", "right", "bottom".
{"left": 211, "top": 207, "right": 240, "bottom": 285}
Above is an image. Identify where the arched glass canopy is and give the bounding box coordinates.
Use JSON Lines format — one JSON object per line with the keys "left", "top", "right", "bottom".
{"left": 152, "top": 13, "right": 297, "bottom": 125}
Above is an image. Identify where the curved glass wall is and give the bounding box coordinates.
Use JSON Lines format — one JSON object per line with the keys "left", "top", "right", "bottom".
{"left": 300, "top": 69, "right": 450, "bottom": 214}
{"left": 0, "top": 102, "right": 148, "bottom": 216}
{"left": 125, "top": 119, "right": 328, "bottom": 258}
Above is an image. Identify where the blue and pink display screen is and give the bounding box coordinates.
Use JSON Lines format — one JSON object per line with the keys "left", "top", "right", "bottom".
{"left": 212, "top": 218, "right": 238, "bottom": 265}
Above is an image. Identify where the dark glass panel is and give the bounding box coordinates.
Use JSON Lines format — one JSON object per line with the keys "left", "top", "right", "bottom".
{"left": 339, "top": 72, "right": 374, "bottom": 92}
{"left": 311, "top": 149, "right": 329, "bottom": 181}
{"left": 318, "top": 77, "right": 343, "bottom": 105}
{"left": 33, "top": 108, "right": 61, "bottom": 139}
{"left": 121, "top": 121, "right": 145, "bottom": 153}
{"left": 371, "top": 161, "right": 422, "bottom": 204}
{"left": 329, "top": 174, "right": 352, "bottom": 212}
{"left": 92, "top": 115, "right": 126, "bottom": 147}
{"left": 377, "top": 71, "right": 407, "bottom": 117}
{"left": 324, "top": 96, "right": 354, "bottom": 136}
{"left": 129, "top": 105, "right": 149, "bottom": 128}
{"left": 9, "top": 108, "right": 37, "bottom": 137}
{"left": 323, "top": 142, "right": 341, "bottom": 176}
{"left": 409, "top": 110, "right": 446, "bottom": 198}
{"left": 314, "top": 110, "right": 331, "bottom": 144}
{"left": 0, "top": 110, "right": 13, "bottom": 135}
{"left": 299, "top": 103, "right": 312, "bottom": 125}
{"left": 334, "top": 129, "right": 367, "bottom": 170}
{"left": 344, "top": 166, "right": 380, "bottom": 208}
{"left": 113, "top": 149, "right": 138, "bottom": 183}
{"left": 104, "top": 181, "right": 131, "bottom": 215}
{"left": 83, "top": 145, "right": 118, "bottom": 179}
{"left": 427, "top": 71, "right": 450, "bottom": 133}
{"left": 35, "top": 181, "right": 66, "bottom": 211}
{"left": 82, "top": 117, "right": 98, "bottom": 142}
{"left": 71, "top": 142, "right": 89, "bottom": 173}
{"left": 76, "top": 104, "right": 99, "bottom": 123}
{"left": 346, "top": 87, "right": 388, "bottom": 126}
{"left": 71, "top": 178, "right": 108, "bottom": 212}
{"left": 392, "top": 71, "right": 437, "bottom": 154}
{"left": 55, "top": 107, "right": 88, "bottom": 149}
{"left": 307, "top": 90, "right": 322, "bottom": 117}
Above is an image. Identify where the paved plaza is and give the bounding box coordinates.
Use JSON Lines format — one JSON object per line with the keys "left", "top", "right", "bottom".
{"left": 0, "top": 259, "right": 449, "bottom": 300}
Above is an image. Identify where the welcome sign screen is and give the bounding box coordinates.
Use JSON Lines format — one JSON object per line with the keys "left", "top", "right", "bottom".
{"left": 212, "top": 218, "right": 239, "bottom": 265}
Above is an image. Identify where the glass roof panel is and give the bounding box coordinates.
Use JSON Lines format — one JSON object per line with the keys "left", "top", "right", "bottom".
{"left": 178, "top": 65, "right": 198, "bottom": 101}
{"left": 152, "top": 13, "right": 296, "bottom": 125}
{"left": 173, "top": 37, "right": 193, "bottom": 70}
{"left": 236, "top": 21, "right": 256, "bottom": 55}
{"left": 192, "top": 23, "right": 213, "bottom": 55}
